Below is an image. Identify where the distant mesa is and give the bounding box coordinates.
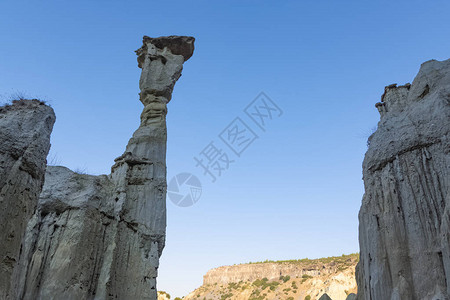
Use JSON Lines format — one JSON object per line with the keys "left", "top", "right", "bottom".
{"left": 182, "top": 254, "right": 358, "bottom": 300}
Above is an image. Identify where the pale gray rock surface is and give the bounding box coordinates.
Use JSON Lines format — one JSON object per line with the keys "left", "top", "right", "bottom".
{"left": 0, "top": 100, "right": 55, "bottom": 299}
{"left": 1, "top": 36, "right": 194, "bottom": 300}
{"left": 11, "top": 166, "right": 115, "bottom": 300}
{"left": 357, "top": 59, "right": 450, "bottom": 300}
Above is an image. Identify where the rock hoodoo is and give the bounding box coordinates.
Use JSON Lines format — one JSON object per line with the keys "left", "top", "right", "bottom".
{"left": 0, "top": 35, "right": 194, "bottom": 300}
{"left": 357, "top": 59, "right": 450, "bottom": 299}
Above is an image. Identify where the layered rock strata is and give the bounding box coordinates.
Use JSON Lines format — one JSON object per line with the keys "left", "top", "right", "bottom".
{"left": 203, "top": 255, "right": 358, "bottom": 285}
{"left": 1, "top": 35, "right": 194, "bottom": 300}
{"left": 0, "top": 100, "right": 55, "bottom": 299}
{"left": 357, "top": 59, "right": 450, "bottom": 299}
{"left": 185, "top": 254, "right": 358, "bottom": 300}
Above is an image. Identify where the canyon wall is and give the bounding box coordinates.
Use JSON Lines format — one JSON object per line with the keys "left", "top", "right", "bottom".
{"left": 0, "top": 36, "right": 194, "bottom": 300}
{"left": 357, "top": 59, "right": 450, "bottom": 299}
{"left": 184, "top": 255, "right": 358, "bottom": 300}
{"left": 0, "top": 100, "right": 55, "bottom": 299}
{"left": 203, "top": 255, "right": 358, "bottom": 285}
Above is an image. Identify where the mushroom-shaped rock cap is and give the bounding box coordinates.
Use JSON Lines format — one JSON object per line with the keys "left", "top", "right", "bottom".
{"left": 142, "top": 35, "right": 195, "bottom": 61}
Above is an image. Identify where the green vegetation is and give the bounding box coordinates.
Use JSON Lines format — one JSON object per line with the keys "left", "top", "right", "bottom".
{"left": 252, "top": 278, "right": 279, "bottom": 291}
{"left": 249, "top": 289, "right": 265, "bottom": 300}
{"left": 305, "top": 296, "right": 311, "bottom": 300}
{"left": 301, "top": 274, "right": 313, "bottom": 283}
{"left": 221, "top": 293, "right": 233, "bottom": 300}
{"left": 246, "top": 253, "right": 359, "bottom": 265}
{"left": 279, "top": 275, "right": 290, "bottom": 282}
{"left": 291, "top": 281, "right": 298, "bottom": 289}
{"left": 252, "top": 278, "right": 268, "bottom": 287}
{"left": 228, "top": 282, "right": 239, "bottom": 289}
{"left": 158, "top": 291, "right": 171, "bottom": 299}
{"left": 249, "top": 296, "right": 265, "bottom": 300}
{"left": 338, "top": 266, "right": 347, "bottom": 271}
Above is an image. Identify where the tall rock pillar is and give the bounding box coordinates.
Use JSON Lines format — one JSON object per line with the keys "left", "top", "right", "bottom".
{"left": 108, "top": 36, "right": 195, "bottom": 299}
{"left": 0, "top": 100, "right": 55, "bottom": 299}
{"left": 2, "top": 36, "right": 194, "bottom": 300}
{"left": 356, "top": 59, "right": 450, "bottom": 300}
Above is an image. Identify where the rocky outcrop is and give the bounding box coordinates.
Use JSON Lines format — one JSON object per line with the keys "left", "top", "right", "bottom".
{"left": 357, "top": 59, "right": 450, "bottom": 299}
{"left": 0, "top": 36, "right": 194, "bottom": 300}
{"left": 185, "top": 254, "right": 358, "bottom": 300}
{"left": 203, "top": 255, "right": 358, "bottom": 285}
{"left": 0, "top": 100, "right": 55, "bottom": 299}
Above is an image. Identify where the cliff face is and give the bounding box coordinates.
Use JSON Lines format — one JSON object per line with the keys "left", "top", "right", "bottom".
{"left": 0, "top": 36, "right": 194, "bottom": 300}
{"left": 185, "top": 255, "right": 358, "bottom": 300}
{"left": 0, "top": 100, "right": 55, "bottom": 299}
{"left": 357, "top": 59, "right": 450, "bottom": 300}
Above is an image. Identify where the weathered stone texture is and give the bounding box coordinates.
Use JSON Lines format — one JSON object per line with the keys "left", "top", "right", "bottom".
{"left": 0, "top": 35, "right": 194, "bottom": 300}
{"left": 357, "top": 59, "right": 450, "bottom": 300}
{"left": 0, "top": 100, "right": 55, "bottom": 299}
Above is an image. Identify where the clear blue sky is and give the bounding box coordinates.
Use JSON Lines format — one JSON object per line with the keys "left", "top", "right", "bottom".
{"left": 1, "top": 0, "right": 450, "bottom": 297}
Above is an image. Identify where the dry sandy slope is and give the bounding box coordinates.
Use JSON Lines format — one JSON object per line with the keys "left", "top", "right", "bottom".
{"left": 181, "top": 254, "right": 358, "bottom": 300}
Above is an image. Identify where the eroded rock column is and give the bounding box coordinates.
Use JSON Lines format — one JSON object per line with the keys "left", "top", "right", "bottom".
{"left": 3, "top": 36, "right": 194, "bottom": 300}
{"left": 356, "top": 59, "right": 450, "bottom": 300}
{"left": 0, "top": 100, "right": 55, "bottom": 299}
{"left": 108, "top": 35, "right": 195, "bottom": 299}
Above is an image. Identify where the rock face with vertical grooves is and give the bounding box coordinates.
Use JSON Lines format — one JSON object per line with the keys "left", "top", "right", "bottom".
{"left": 0, "top": 100, "right": 55, "bottom": 300}
{"left": 356, "top": 59, "right": 450, "bottom": 299}
{"left": 1, "top": 36, "right": 194, "bottom": 300}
